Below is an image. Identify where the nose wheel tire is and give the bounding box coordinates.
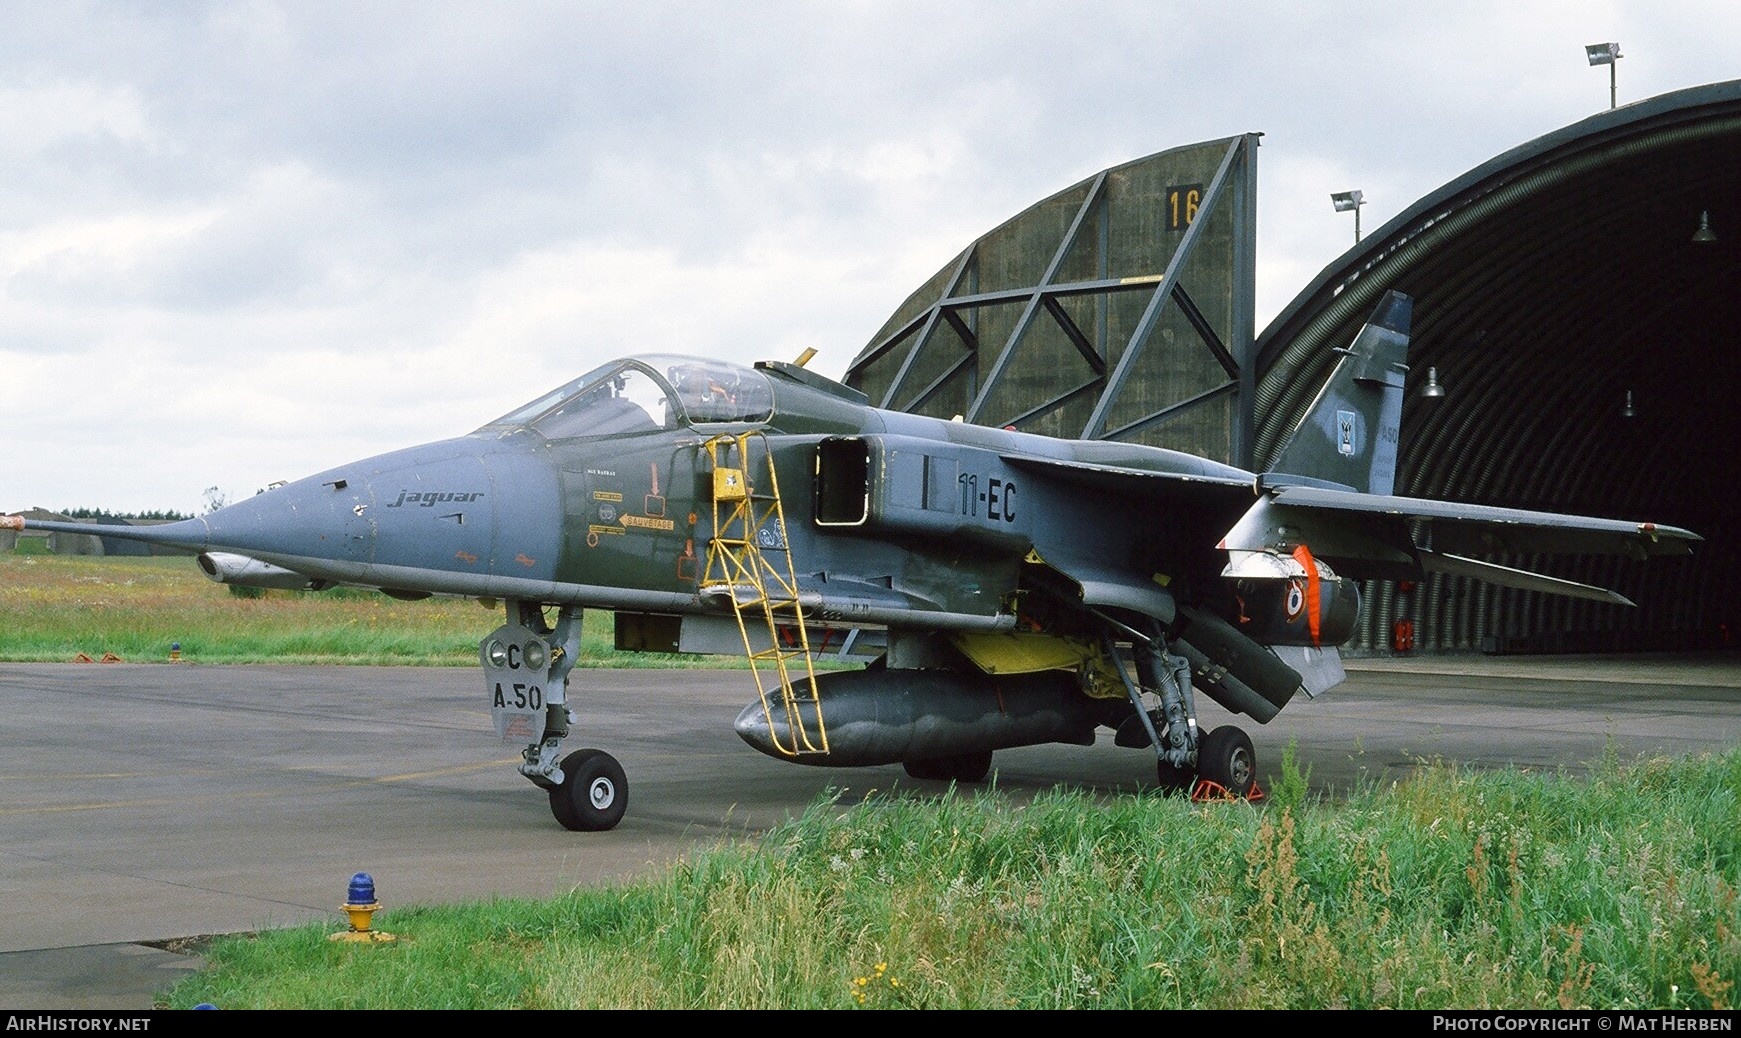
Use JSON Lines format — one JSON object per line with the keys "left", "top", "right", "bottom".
{"left": 1197, "top": 725, "right": 1256, "bottom": 799}
{"left": 549, "top": 748, "right": 628, "bottom": 831}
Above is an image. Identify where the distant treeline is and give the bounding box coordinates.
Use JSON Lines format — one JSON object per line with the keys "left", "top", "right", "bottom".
{"left": 60, "top": 507, "right": 194, "bottom": 521}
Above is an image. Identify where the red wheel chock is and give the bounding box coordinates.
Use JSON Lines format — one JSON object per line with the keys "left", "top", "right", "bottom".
{"left": 1189, "top": 779, "right": 1266, "bottom": 803}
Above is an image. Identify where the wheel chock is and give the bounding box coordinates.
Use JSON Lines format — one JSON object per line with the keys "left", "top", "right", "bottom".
{"left": 1189, "top": 779, "right": 1266, "bottom": 803}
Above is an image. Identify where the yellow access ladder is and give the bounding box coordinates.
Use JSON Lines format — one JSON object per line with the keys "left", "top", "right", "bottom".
{"left": 699, "top": 432, "right": 828, "bottom": 758}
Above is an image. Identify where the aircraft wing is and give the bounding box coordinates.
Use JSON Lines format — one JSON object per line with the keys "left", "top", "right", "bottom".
{"left": 1220, "top": 483, "right": 1700, "bottom": 601}
{"left": 998, "top": 452, "right": 1255, "bottom": 511}
{"left": 1266, "top": 484, "right": 1700, "bottom": 558}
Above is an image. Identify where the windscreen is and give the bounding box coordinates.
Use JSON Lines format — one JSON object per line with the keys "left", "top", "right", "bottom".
{"left": 481, "top": 355, "right": 773, "bottom": 437}
{"left": 531, "top": 367, "right": 671, "bottom": 438}
{"left": 484, "top": 361, "right": 623, "bottom": 429}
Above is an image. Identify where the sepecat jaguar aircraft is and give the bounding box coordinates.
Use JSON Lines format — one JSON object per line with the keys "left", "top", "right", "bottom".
{"left": 5, "top": 290, "right": 1700, "bottom": 830}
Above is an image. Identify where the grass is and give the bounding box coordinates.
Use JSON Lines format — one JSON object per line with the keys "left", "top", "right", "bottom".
{"left": 10, "top": 549, "right": 1738, "bottom": 1008}
{"left": 159, "top": 748, "right": 1740, "bottom": 1010}
{"left": 0, "top": 552, "right": 715, "bottom": 666}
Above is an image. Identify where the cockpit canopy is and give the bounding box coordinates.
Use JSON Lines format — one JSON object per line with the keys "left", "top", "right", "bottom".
{"left": 481, "top": 355, "right": 774, "bottom": 438}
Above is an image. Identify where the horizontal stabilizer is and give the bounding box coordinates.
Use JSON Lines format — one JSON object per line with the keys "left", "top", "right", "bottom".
{"left": 1419, "top": 550, "right": 1635, "bottom": 606}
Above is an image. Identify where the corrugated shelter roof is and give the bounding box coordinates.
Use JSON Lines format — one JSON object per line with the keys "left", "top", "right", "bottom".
{"left": 1254, "top": 80, "right": 1741, "bottom": 652}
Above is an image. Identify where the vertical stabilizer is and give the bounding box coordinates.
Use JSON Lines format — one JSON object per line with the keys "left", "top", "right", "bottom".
{"left": 1265, "top": 290, "right": 1411, "bottom": 496}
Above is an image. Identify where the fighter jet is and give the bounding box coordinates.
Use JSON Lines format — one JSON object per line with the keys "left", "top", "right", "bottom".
{"left": 4, "top": 290, "right": 1699, "bottom": 831}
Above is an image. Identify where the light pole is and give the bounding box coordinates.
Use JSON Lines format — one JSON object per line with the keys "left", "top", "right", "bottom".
{"left": 1331, "top": 190, "right": 1364, "bottom": 243}
{"left": 1586, "top": 42, "right": 1621, "bottom": 109}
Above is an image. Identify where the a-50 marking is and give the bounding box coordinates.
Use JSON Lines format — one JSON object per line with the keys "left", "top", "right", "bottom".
{"left": 492, "top": 682, "right": 544, "bottom": 710}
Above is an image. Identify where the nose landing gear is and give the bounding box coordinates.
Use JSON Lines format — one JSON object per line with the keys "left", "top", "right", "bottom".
{"left": 483, "top": 601, "right": 632, "bottom": 831}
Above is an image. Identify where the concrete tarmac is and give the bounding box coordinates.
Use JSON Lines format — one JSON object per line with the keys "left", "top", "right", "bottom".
{"left": 2, "top": 653, "right": 1737, "bottom": 1010}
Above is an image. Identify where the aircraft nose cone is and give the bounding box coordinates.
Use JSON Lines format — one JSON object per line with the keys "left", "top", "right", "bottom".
{"left": 196, "top": 433, "right": 562, "bottom": 589}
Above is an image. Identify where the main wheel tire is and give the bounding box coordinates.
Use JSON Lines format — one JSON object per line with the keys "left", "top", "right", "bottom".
{"left": 903, "top": 750, "right": 993, "bottom": 783}
{"left": 548, "top": 748, "right": 628, "bottom": 831}
{"left": 1197, "top": 725, "right": 1256, "bottom": 798}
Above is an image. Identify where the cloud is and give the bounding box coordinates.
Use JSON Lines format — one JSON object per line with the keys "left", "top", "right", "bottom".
{"left": 4, "top": 0, "right": 1738, "bottom": 512}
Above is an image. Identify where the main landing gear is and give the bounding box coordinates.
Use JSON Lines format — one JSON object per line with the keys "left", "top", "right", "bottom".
{"left": 1112, "top": 620, "right": 1258, "bottom": 800}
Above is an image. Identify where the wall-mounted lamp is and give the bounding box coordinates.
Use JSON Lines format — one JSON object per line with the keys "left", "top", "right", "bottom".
{"left": 1693, "top": 210, "right": 1718, "bottom": 244}
{"left": 1585, "top": 42, "right": 1621, "bottom": 109}
{"left": 1421, "top": 366, "right": 1446, "bottom": 399}
{"left": 1331, "top": 190, "right": 1365, "bottom": 242}
{"left": 1622, "top": 390, "right": 1637, "bottom": 418}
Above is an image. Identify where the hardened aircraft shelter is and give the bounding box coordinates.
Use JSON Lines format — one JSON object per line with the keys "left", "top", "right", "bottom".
{"left": 845, "top": 81, "right": 1741, "bottom": 655}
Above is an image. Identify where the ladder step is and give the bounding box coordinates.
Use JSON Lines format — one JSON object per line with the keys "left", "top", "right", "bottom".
{"left": 701, "top": 429, "right": 828, "bottom": 758}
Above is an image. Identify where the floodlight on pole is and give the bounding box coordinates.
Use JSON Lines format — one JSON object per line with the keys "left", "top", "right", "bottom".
{"left": 1586, "top": 42, "right": 1621, "bottom": 109}
{"left": 1331, "top": 190, "right": 1364, "bottom": 243}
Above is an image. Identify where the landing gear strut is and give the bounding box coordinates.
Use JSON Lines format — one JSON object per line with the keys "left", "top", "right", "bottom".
{"left": 1112, "top": 620, "right": 1257, "bottom": 799}
{"left": 482, "top": 601, "right": 629, "bottom": 831}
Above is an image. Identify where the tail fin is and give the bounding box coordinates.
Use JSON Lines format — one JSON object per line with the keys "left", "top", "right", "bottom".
{"left": 1264, "top": 290, "right": 1411, "bottom": 496}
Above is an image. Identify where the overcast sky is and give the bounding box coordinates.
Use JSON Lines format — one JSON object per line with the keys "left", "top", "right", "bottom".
{"left": 4, "top": 1, "right": 1737, "bottom": 514}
